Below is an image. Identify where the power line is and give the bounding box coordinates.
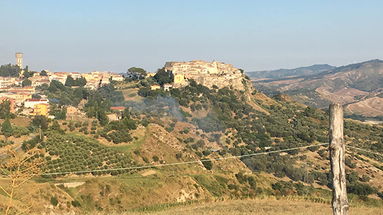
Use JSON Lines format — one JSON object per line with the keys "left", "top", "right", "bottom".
{"left": 41, "top": 143, "right": 329, "bottom": 176}
{"left": 346, "top": 145, "right": 383, "bottom": 157}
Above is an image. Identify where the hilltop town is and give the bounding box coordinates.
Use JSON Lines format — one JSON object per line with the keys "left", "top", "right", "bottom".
{"left": 164, "top": 60, "right": 246, "bottom": 90}
{"left": 0, "top": 56, "right": 247, "bottom": 121}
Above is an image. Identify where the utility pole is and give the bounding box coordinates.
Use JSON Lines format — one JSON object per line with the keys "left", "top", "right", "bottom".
{"left": 329, "top": 103, "right": 349, "bottom": 215}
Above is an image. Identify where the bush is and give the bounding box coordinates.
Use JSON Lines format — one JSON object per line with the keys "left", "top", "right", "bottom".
{"left": 345, "top": 157, "right": 356, "bottom": 168}
{"left": 50, "top": 196, "right": 59, "bottom": 206}
{"left": 108, "top": 131, "right": 133, "bottom": 144}
{"left": 201, "top": 159, "right": 213, "bottom": 170}
{"left": 71, "top": 200, "right": 81, "bottom": 207}
{"left": 347, "top": 182, "right": 376, "bottom": 196}
{"left": 175, "top": 153, "right": 182, "bottom": 159}
{"left": 152, "top": 155, "right": 159, "bottom": 162}
{"left": 142, "top": 157, "right": 149, "bottom": 163}
{"left": 360, "top": 175, "right": 370, "bottom": 182}
{"left": 377, "top": 192, "right": 383, "bottom": 200}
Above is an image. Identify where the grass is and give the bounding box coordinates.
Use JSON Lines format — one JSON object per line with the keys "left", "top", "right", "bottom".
{"left": 64, "top": 199, "right": 383, "bottom": 215}
{"left": 193, "top": 175, "right": 227, "bottom": 197}
{"left": 131, "top": 199, "right": 383, "bottom": 215}
{"left": 112, "top": 126, "right": 149, "bottom": 153}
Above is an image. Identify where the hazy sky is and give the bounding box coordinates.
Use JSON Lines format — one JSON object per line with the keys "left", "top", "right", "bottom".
{"left": 0, "top": 0, "right": 382, "bottom": 73}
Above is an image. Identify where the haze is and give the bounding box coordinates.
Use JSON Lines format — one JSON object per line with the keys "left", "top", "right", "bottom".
{"left": 0, "top": 0, "right": 382, "bottom": 73}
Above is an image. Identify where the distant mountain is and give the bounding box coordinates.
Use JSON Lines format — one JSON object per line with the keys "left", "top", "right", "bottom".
{"left": 251, "top": 59, "right": 383, "bottom": 119}
{"left": 247, "top": 64, "right": 335, "bottom": 80}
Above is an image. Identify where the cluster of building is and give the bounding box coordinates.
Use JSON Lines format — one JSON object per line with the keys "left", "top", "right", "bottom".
{"left": 148, "top": 60, "right": 245, "bottom": 91}
{"left": 45, "top": 71, "right": 123, "bottom": 89}
{"left": 0, "top": 53, "right": 124, "bottom": 118}
{"left": 163, "top": 60, "right": 245, "bottom": 90}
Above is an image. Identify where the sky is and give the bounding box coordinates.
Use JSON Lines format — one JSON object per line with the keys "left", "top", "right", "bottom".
{"left": 0, "top": 0, "right": 382, "bottom": 73}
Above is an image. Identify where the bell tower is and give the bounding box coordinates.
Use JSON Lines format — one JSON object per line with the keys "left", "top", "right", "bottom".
{"left": 15, "top": 52, "right": 23, "bottom": 69}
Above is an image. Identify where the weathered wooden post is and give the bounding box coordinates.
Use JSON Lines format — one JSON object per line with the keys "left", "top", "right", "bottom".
{"left": 329, "top": 103, "right": 349, "bottom": 215}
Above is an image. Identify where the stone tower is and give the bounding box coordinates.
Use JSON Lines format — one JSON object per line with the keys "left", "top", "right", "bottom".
{"left": 15, "top": 52, "right": 23, "bottom": 69}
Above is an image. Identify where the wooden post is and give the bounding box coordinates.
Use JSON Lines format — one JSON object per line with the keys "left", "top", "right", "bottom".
{"left": 329, "top": 104, "right": 349, "bottom": 215}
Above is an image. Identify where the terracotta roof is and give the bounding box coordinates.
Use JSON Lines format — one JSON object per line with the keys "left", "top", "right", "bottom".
{"left": 26, "top": 99, "right": 48, "bottom": 102}
{"left": 110, "top": 106, "right": 126, "bottom": 110}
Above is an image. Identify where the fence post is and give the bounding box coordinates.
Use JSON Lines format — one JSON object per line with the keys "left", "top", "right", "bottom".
{"left": 329, "top": 103, "right": 349, "bottom": 215}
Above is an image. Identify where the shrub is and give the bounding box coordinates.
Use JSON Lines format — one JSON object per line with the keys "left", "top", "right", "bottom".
{"left": 152, "top": 155, "right": 159, "bottom": 162}
{"left": 347, "top": 182, "right": 376, "bottom": 196}
{"left": 50, "top": 196, "right": 58, "bottom": 206}
{"left": 360, "top": 175, "right": 370, "bottom": 182}
{"left": 142, "top": 157, "right": 149, "bottom": 163}
{"left": 175, "top": 153, "right": 182, "bottom": 159}
{"left": 377, "top": 192, "right": 383, "bottom": 200}
{"left": 345, "top": 157, "right": 356, "bottom": 168}
{"left": 201, "top": 159, "right": 213, "bottom": 170}
{"left": 71, "top": 200, "right": 81, "bottom": 207}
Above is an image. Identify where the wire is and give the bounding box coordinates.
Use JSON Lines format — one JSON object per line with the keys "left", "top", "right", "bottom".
{"left": 40, "top": 143, "right": 329, "bottom": 176}
{"left": 346, "top": 145, "right": 383, "bottom": 157}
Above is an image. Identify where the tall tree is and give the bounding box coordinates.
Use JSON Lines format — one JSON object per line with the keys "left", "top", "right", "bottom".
{"left": 2, "top": 118, "right": 13, "bottom": 141}
{"left": 0, "top": 100, "right": 11, "bottom": 119}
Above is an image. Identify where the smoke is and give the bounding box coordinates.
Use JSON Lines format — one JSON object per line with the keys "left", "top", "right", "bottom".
{"left": 125, "top": 95, "right": 185, "bottom": 121}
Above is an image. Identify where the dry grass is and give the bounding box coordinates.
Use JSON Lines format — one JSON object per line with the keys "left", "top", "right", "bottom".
{"left": 124, "top": 199, "right": 383, "bottom": 215}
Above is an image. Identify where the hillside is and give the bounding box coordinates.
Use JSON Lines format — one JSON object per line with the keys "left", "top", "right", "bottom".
{"left": 1, "top": 64, "right": 383, "bottom": 214}
{"left": 251, "top": 60, "right": 383, "bottom": 120}
{"left": 247, "top": 64, "right": 335, "bottom": 80}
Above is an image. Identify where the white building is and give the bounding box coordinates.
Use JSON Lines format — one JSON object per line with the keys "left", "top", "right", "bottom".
{"left": 24, "top": 98, "right": 49, "bottom": 108}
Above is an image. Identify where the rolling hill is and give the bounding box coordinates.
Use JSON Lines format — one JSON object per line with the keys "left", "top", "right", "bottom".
{"left": 250, "top": 60, "right": 383, "bottom": 120}
{"left": 247, "top": 64, "right": 335, "bottom": 80}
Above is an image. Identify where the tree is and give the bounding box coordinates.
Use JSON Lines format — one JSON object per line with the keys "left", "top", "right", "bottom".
{"left": 65, "top": 75, "right": 87, "bottom": 87}
{"left": 48, "top": 80, "right": 66, "bottom": 92}
{"left": 153, "top": 68, "right": 173, "bottom": 85}
{"left": 201, "top": 159, "right": 213, "bottom": 170}
{"left": 0, "top": 64, "right": 21, "bottom": 77}
{"left": 50, "top": 121, "right": 63, "bottom": 133}
{"left": 22, "top": 78, "right": 32, "bottom": 87}
{"left": 76, "top": 77, "right": 87, "bottom": 87}
{"left": 126, "top": 67, "right": 147, "bottom": 80}
{"left": 31, "top": 115, "right": 49, "bottom": 130}
{"left": 23, "top": 71, "right": 34, "bottom": 79}
{"left": 49, "top": 104, "right": 67, "bottom": 120}
{"left": 65, "top": 75, "right": 75, "bottom": 87}
{"left": 32, "top": 94, "right": 42, "bottom": 99}
{"left": 0, "top": 148, "right": 44, "bottom": 215}
{"left": 0, "top": 100, "right": 12, "bottom": 119}
{"left": 2, "top": 119, "right": 13, "bottom": 141}
{"left": 40, "top": 70, "right": 48, "bottom": 76}
{"left": 84, "top": 92, "right": 110, "bottom": 125}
